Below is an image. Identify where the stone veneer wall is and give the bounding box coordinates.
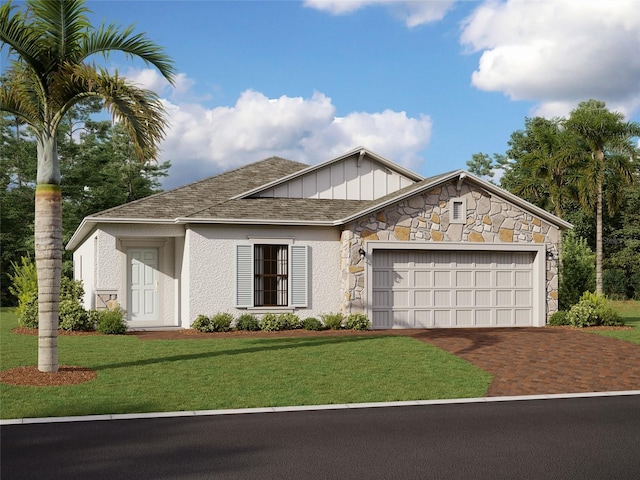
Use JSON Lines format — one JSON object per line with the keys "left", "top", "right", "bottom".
{"left": 340, "top": 181, "right": 561, "bottom": 322}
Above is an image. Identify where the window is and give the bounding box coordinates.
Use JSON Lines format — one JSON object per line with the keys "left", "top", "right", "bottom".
{"left": 254, "top": 244, "right": 288, "bottom": 307}
{"left": 449, "top": 198, "right": 466, "bottom": 223}
{"left": 236, "top": 244, "right": 308, "bottom": 308}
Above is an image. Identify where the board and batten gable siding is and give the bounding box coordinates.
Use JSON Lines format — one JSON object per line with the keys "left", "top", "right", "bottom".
{"left": 255, "top": 155, "right": 415, "bottom": 201}
{"left": 340, "top": 180, "right": 561, "bottom": 323}
{"left": 185, "top": 225, "right": 341, "bottom": 327}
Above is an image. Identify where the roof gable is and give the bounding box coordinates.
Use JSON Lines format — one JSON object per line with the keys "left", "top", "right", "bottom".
{"left": 236, "top": 147, "right": 423, "bottom": 201}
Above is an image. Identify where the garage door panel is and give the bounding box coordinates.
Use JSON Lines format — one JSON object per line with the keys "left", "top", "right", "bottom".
{"left": 434, "top": 290, "right": 451, "bottom": 307}
{"left": 515, "top": 271, "right": 531, "bottom": 287}
{"left": 475, "top": 290, "right": 492, "bottom": 306}
{"left": 515, "top": 290, "right": 531, "bottom": 306}
{"left": 456, "top": 270, "right": 473, "bottom": 287}
{"left": 475, "top": 271, "right": 491, "bottom": 286}
{"left": 456, "top": 290, "right": 473, "bottom": 306}
{"left": 371, "top": 250, "right": 535, "bottom": 328}
{"left": 434, "top": 271, "right": 451, "bottom": 287}
{"left": 434, "top": 310, "right": 451, "bottom": 326}
{"left": 496, "top": 271, "right": 513, "bottom": 287}
{"left": 496, "top": 290, "right": 512, "bottom": 306}
{"left": 455, "top": 310, "right": 473, "bottom": 326}
{"left": 414, "top": 290, "right": 431, "bottom": 307}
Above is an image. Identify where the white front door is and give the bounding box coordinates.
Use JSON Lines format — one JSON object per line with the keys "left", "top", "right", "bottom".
{"left": 128, "top": 248, "right": 159, "bottom": 322}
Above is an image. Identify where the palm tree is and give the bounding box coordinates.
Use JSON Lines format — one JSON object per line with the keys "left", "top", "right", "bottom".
{"left": 0, "top": 0, "right": 175, "bottom": 372}
{"left": 564, "top": 100, "right": 640, "bottom": 294}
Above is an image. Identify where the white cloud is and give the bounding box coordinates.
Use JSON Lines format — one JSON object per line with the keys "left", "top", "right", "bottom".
{"left": 460, "top": 0, "right": 640, "bottom": 118}
{"left": 156, "top": 89, "right": 432, "bottom": 188}
{"left": 304, "top": 0, "right": 455, "bottom": 27}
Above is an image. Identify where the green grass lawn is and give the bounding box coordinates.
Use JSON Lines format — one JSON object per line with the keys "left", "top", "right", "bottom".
{"left": 589, "top": 300, "right": 640, "bottom": 345}
{"left": 0, "top": 308, "right": 491, "bottom": 419}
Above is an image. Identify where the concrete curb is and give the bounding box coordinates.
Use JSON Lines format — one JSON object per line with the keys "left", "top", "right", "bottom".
{"left": 2, "top": 390, "right": 639, "bottom": 425}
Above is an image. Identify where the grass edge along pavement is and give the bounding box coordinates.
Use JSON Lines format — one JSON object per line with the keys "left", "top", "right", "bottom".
{"left": 588, "top": 300, "right": 640, "bottom": 345}
{"left": 0, "top": 308, "right": 491, "bottom": 420}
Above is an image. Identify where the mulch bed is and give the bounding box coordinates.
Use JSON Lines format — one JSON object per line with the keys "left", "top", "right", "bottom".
{"left": 12, "top": 327, "right": 100, "bottom": 336}
{"left": 0, "top": 365, "right": 97, "bottom": 386}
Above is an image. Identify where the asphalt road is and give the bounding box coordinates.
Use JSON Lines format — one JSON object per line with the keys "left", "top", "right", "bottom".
{"left": 2, "top": 395, "right": 639, "bottom": 480}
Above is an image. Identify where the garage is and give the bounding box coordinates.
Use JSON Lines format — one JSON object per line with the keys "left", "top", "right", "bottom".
{"left": 370, "top": 246, "right": 543, "bottom": 328}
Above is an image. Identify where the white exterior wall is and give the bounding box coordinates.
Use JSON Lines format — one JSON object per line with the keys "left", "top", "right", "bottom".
{"left": 73, "top": 232, "right": 97, "bottom": 310}
{"left": 183, "top": 224, "right": 342, "bottom": 327}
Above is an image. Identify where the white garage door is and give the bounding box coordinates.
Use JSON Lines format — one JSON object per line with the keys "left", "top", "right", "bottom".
{"left": 371, "top": 250, "right": 535, "bottom": 328}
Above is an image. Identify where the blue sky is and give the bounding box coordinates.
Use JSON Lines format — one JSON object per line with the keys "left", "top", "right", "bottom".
{"left": 14, "top": 1, "right": 640, "bottom": 188}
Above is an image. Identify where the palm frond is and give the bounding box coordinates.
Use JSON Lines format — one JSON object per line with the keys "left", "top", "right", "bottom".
{"left": 81, "top": 23, "right": 176, "bottom": 84}
{"left": 0, "top": 1, "right": 49, "bottom": 81}
{"left": 27, "top": 0, "right": 90, "bottom": 63}
{"left": 53, "top": 64, "right": 169, "bottom": 161}
{"left": 0, "top": 65, "right": 43, "bottom": 129}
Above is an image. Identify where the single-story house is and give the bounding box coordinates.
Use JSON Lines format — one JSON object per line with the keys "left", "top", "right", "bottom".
{"left": 67, "top": 147, "right": 571, "bottom": 329}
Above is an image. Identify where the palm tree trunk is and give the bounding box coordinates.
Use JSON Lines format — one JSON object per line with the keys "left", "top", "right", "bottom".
{"left": 36, "top": 134, "right": 62, "bottom": 373}
{"left": 596, "top": 167, "right": 604, "bottom": 295}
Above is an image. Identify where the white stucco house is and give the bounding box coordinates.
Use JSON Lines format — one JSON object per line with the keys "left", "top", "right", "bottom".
{"left": 67, "top": 147, "right": 571, "bottom": 330}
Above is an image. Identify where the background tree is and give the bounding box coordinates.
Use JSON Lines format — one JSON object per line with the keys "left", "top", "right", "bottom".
{"left": 0, "top": 0, "right": 175, "bottom": 372}
{"left": 564, "top": 100, "right": 640, "bottom": 294}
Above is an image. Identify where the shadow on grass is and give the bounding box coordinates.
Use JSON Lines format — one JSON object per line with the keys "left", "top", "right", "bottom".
{"left": 94, "top": 335, "right": 385, "bottom": 371}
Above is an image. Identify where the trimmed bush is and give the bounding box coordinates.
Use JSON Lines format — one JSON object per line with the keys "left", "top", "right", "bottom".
{"left": 548, "top": 310, "right": 570, "bottom": 326}
{"left": 280, "top": 313, "right": 301, "bottom": 330}
{"left": 321, "top": 312, "right": 344, "bottom": 330}
{"left": 260, "top": 313, "right": 287, "bottom": 331}
{"left": 94, "top": 309, "right": 127, "bottom": 334}
{"left": 210, "top": 312, "right": 233, "bottom": 332}
{"left": 302, "top": 317, "right": 323, "bottom": 331}
{"left": 59, "top": 298, "right": 92, "bottom": 331}
{"left": 559, "top": 232, "right": 596, "bottom": 311}
{"left": 345, "top": 313, "right": 370, "bottom": 331}
{"left": 191, "top": 314, "right": 213, "bottom": 332}
{"left": 236, "top": 313, "right": 260, "bottom": 331}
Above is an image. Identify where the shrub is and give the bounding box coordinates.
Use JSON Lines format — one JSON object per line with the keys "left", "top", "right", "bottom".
{"left": 18, "top": 293, "right": 39, "bottom": 329}
{"left": 9, "top": 257, "right": 89, "bottom": 330}
{"left": 321, "top": 312, "right": 344, "bottom": 330}
{"left": 260, "top": 312, "right": 287, "bottom": 331}
{"left": 59, "top": 298, "right": 92, "bottom": 331}
{"left": 236, "top": 313, "right": 260, "bottom": 331}
{"left": 279, "top": 313, "right": 301, "bottom": 330}
{"left": 566, "top": 291, "right": 623, "bottom": 328}
{"left": 191, "top": 314, "right": 213, "bottom": 332}
{"left": 559, "top": 232, "right": 596, "bottom": 311}
{"left": 210, "top": 312, "right": 233, "bottom": 332}
{"left": 8, "top": 257, "right": 38, "bottom": 328}
{"left": 302, "top": 317, "right": 324, "bottom": 331}
{"left": 345, "top": 313, "right": 370, "bottom": 331}
{"left": 548, "top": 310, "right": 570, "bottom": 326}
{"left": 94, "top": 309, "right": 128, "bottom": 334}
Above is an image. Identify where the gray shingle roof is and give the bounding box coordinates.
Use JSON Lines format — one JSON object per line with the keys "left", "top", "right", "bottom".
{"left": 92, "top": 157, "right": 309, "bottom": 220}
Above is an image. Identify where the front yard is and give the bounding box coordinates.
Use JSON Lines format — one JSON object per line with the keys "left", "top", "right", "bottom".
{"left": 0, "top": 308, "right": 491, "bottom": 420}
{"left": 589, "top": 300, "right": 640, "bottom": 345}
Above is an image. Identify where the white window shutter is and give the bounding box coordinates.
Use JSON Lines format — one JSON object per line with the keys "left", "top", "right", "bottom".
{"left": 289, "top": 245, "right": 308, "bottom": 307}
{"left": 236, "top": 245, "right": 253, "bottom": 308}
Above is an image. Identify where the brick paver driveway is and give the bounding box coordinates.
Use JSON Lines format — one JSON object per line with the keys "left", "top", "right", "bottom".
{"left": 410, "top": 328, "right": 640, "bottom": 396}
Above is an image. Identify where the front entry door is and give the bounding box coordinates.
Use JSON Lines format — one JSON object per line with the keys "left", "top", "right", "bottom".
{"left": 128, "top": 248, "right": 159, "bottom": 322}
